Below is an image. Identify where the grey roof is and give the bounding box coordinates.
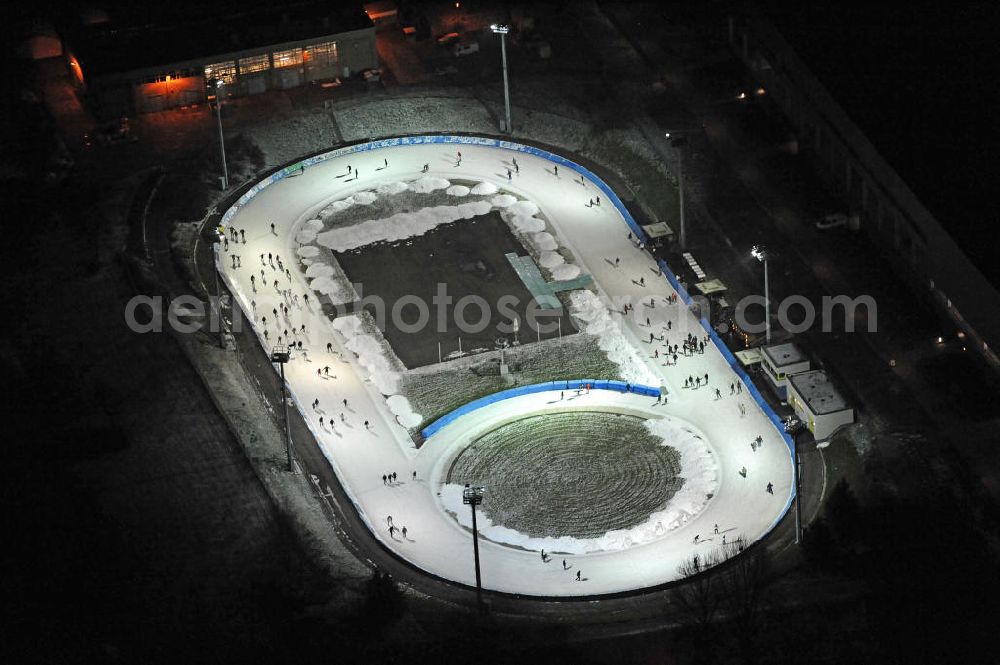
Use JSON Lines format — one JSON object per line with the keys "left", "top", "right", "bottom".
{"left": 789, "top": 370, "right": 850, "bottom": 415}
{"left": 762, "top": 342, "right": 807, "bottom": 368}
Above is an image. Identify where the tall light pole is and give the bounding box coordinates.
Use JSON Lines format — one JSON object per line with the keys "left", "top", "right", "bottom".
{"left": 491, "top": 24, "right": 512, "bottom": 134}
{"left": 665, "top": 132, "right": 687, "bottom": 250}
{"left": 211, "top": 230, "right": 226, "bottom": 349}
{"left": 271, "top": 345, "right": 294, "bottom": 472}
{"left": 784, "top": 417, "right": 805, "bottom": 544}
{"left": 214, "top": 79, "right": 229, "bottom": 190}
{"left": 751, "top": 244, "right": 771, "bottom": 344}
{"left": 463, "top": 483, "right": 486, "bottom": 614}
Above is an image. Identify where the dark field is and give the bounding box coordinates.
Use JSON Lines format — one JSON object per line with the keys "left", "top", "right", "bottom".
{"left": 336, "top": 211, "right": 578, "bottom": 368}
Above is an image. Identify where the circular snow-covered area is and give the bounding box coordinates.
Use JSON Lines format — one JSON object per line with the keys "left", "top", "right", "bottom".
{"left": 440, "top": 410, "right": 718, "bottom": 553}
{"left": 538, "top": 251, "right": 565, "bottom": 269}
{"left": 446, "top": 185, "right": 471, "bottom": 197}
{"left": 471, "top": 181, "right": 498, "bottom": 195}
{"left": 551, "top": 264, "right": 581, "bottom": 281}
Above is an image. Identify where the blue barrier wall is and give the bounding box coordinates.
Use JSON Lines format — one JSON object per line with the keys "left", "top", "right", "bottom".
{"left": 421, "top": 380, "right": 660, "bottom": 439}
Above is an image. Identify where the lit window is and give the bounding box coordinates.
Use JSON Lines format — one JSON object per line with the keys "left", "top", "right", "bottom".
{"left": 204, "top": 61, "right": 236, "bottom": 85}
{"left": 304, "top": 41, "right": 339, "bottom": 68}
{"left": 238, "top": 53, "right": 270, "bottom": 74}
{"left": 272, "top": 47, "right": 303, "bottom": 68}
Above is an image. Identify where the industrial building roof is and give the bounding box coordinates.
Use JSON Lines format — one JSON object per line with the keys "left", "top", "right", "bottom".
{"left": 788, "top": 370, "right": 850, "bottom": 415}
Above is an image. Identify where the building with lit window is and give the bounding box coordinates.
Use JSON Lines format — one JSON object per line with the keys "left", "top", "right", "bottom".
{"left": 62, "top": 1, "right": 377, "bottom": 117}
{"left": 787, "top": 370, "right": 854, "bottom": 441}
{"left": 760, "top": 342, "right": 810, "bottom": 399}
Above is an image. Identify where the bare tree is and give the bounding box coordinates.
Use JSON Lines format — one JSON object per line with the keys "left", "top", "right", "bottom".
{"left": 717, "top": 536, "right": 773, "bottom": 663}
{"left": 673, "top": 550, "right": 723, "bottom": 630}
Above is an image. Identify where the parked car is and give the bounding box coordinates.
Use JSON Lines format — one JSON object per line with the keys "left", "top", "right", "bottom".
{"left": 453, "top": 41, "right": 480, "bottom": 56}
{"left": 815, "top": 212, "right": 849, "bottom": 230}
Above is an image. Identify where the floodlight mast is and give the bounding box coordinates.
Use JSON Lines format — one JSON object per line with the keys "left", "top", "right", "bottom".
{"left": 463, "top": 484, "right": 486, "bottom": 613}
{"left": 270, "top": 346, "right": 294, "bottom": 471}
{"left": 751, "top": 245, "right": 771, "bottom": 344}
{"left": 491, "top": 24, "right": 512, "bottom": 134}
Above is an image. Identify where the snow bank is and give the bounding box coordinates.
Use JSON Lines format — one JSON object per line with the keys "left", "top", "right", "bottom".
{"left": 296, "top": 228, "right": 319, "bottom": 244}
{"left": 386, "top": 394, "right": 423, "bottom": 428}
{"left": 305, "top": 263, "right": 335, "bottom": 278}
{"left": 440, "top": 416, "right": 717, "bottom": 554}
{"left": 309, "top": 276, "right": 351, "bottom": 303}
{"left": 408, "top": 176, "right": 450, "bottom": 194}
{"left": 331, "top": 315, "right": 400, "bottom": 395}
{"left": 509, "top": 200, "right": 539, "bottom": 216}
{"left": 551, "top": 264, "right": 581, "bottom": 281}
{"left": 511, "top": 215, "right": 546, "bottom": 233}
{"left": 315, "top": 201, "right": 492, "bottom": 252}
{"left": 530, "top": 232, "right": 558, "bottom": 252}
{"left": 297, "top": 246, "right": 320, "bottom": 258}
{"left": 491, "top": 193, "right": 517, "bottom": 207}
{"left": 538, "top": 251, "right": 565, "bottom": 269}
{"left": 352, "top": 191, "right": 378, "bottom": 205}
{"left": 568, "top": 290, "right": 658, "bottom": 385}
{"left": 446, "top": 185, "right": 471, "bottom": 197}
{"left": 471, "top": 181, "right": 498, "bottom": 195}
{"left": 377, "top": 181, "right": 409, "bottom": 196}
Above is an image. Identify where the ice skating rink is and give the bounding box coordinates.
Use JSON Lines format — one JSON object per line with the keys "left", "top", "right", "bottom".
{"left": 219, "top": 136, "right": 794, "bottom": 596}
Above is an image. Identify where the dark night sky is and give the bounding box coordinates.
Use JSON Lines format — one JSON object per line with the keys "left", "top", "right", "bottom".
{"left": 759, "top": 2, "right": 1000, "bottom": 289}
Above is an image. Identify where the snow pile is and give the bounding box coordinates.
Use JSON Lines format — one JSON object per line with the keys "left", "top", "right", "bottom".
{"left": 551, "top": 264, "right": 581, "bottom": 281}
{"left": 315, "top": 201, "right": 492, "bottom": 252}
{"left": 352, "top": 191, "right": 378, "bottom": 205}
{"left": 408, "top": 176, "right": 450, "bottom": 194}
{"left": 568, "top": 290, "right": 658, "bottom": 385}
{"left": 305, "top": 263, "right": 335, "bottom": 278}
{"left": 511, "top": 215, "right": 545, "bottom": 233}
{"left": 386, "top": 394, "right": 423, "bottom": 428}
{"left": 490, "top": 193, "right": 517, "bottom": 207}
{"left": 471, "top": 181, "right": 498, "bottom": 195}
{"left": 377, "top": 181, "right": 409, "bottom": 196}
{"left": 309, "top": 276, "right": 351, "bottom": 303}
{"left": 331, "top": 315, "right": 400, "bottom": 395}
{"left": 508, "top": 200, "right": 539, "bottom": 216}
{"left": 297, "top": 246, "right": 320, "bottom": 258}
{"left": 644, "top": 418, "right": 720, "bottom": 529}
{"left": 297, "top": 228, "right": 319, "bottom": 244}
{"left": 530, "top": 232, "right": 558, "bottom": 252}
{"left": 538, "top": 251, "right": 565, "bottom": 269}
{"left": 446, "top": 185, "right": 471, "bottom": 197}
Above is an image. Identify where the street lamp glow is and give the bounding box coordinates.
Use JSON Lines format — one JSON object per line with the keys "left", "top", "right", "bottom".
{"left": 751, "top": 244, "right": 766, "bottom": 261}
{"left": 490, "top": 23, "right": 509, "bottom": 34}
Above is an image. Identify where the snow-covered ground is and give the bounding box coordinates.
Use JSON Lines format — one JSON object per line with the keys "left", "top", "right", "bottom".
{"left": 219, "top": 140, "right": 793, "bottom": 596}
